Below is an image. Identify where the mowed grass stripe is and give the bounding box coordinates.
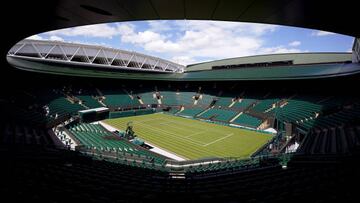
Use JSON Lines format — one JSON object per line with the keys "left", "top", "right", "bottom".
{"left": 161, "top": 115, "right": 271, "bottom": 152}
{"left": 154, "top": 120, "right": 227, "bottom": 143}
{"left": 164, "top": 118, "right": 232, "bottom": 135}
{"left": 134, "top": 118, "right": 225, "bottom": 158}
{"left": 134, "top": 123, "right": 212, "bottom": 158}
{"left": 109, "top": 118, "right": 224, "bottom": 159}
{"left": 105, "top": 114, "right": 265, "bottom": 159}
{"left": 107, "top": 120, "right": 229, "bottom": 159}
{"left": 104, "top": 113, "right": 272, "bottom": 160}
{"left": 151, "top": 117, "right": 232, "bottom": 143}
{"left": 137, "top": 121, "right": 207, "bottom": 146}
{"left": 109, "top": 122, "right": 238, "bottom": 158}
{"left": 106, "top": 115, "right": 257, "bottom": 159}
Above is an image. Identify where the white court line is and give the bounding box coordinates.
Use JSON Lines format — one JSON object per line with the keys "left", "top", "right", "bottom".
{"left": 159, "top": 121, "right": 175, "bottom": 125}
{"left": 203, "top": 133, "right": 233, "bottom": 147}
{"left": 135, "top": 121, "right": 207, "bottom": 146}
{"left": 163, "top": 119, "right": 220, "bottom": 135}
{"left": 185, "top": 130, "right": 207, "bottom": 138}
{"left": 135, "top": 118, "right": 165, "bottom": 123}
{"left": 159, "top": 122, "right": 195, "bottom": 133}
{"left": 114, "top": 114, "right": 234, "bottom": 147}
{"left": 168, "top": 119, "right": 231, "bottom": 134}
{"left": 111, "top": 118, "right": 164, "bottom": 125}
{"left": 155, "top": 118, "right": 233, "bottom": 146}
{"left": 102, "top": 121, "right": 187, "bottom": 161}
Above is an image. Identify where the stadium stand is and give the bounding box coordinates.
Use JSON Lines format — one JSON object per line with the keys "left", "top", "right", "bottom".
{"left": 48, "top": 97, "right": 85, "bottom": 117}
{"left": 214, "top": 96, "right": 234, "bottom": 107}
{"left": 1, "top": 78, "right": 360, "bottom": 203}
{"left": 232, "top": 113, "right": 263, "bottom": 128}
{"left": 70, "top": 87, "right": 104, "bottom": 109}
{"left": 177, "top": 108, "right": 206, "bottom": 117}
{"left": 167, "top": 107, "right": 180, "bottom": 114}
{"left": 109, "top": 108, "right": 155, "bottom": 118}
{"left": 77, "top": 95, "right": 103, "bottom": 109}
{"left": 2, "top": 145, "right": 360, "bottom": 202}
{"left": 199, "top": 107, "right": 238, "bottom": 122}
{"left": 301, "top": 104, "right": 360, "bottom": 131}
{"left": 101, "top": 89, "right": 140, "bottom": 108}
{"left": 2, "top": 1, "right": 360, "bottom": 202}
{"left": 232, "top": 98, "right": 257, "bottom": 109}
{"left": 276, "top": 99, "right": 323, "bottom": 123}
{"left": 67, "top": 123, "right": 165, "bottom": 164}
{"left": 297, "top": 126, "right": 358, "bottom": 154}
{"left": 195, "top": 93, "right": 214, "bottom": 106}
{"left": 161, "top": 91, "right": 195, "bottom": 106}
{"left": 251, "top": 98, "right": 279, "bottom": 113}
{"left": 138, "top": 91, "right": 157, "bottom": 104}
{"left": 0, "top": 122, "right": 56, "bottom": 146}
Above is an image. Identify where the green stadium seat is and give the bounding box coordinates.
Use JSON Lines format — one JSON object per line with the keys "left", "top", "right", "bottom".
{"left": 232, "top": 113, "right": 262, "bottom": 128}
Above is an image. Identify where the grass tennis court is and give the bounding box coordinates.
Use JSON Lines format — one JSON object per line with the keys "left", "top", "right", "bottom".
{"left": 104, "top": 113, "right": 273, "bottom": 160}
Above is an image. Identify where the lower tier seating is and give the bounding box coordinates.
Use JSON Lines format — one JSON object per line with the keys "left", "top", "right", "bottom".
{"left": 177, "top": 108, "right": 205, "bottom": 117}
{"left": 68, "top": 123, "right": 165, "bottom": 164}
{"left": 232, "top": 113, "right": 262, "bottom": 128}
{"left": 2, "top": 146, "right": 360, "bottom": 202}
{"left": 199, "top": 108, "right": 238, "bottom": 122}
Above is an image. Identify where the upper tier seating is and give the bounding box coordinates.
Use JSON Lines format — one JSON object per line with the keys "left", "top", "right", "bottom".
{"left": 48, "top": 97, "right": 85, "bottom": 117}
{"left": 298, "top": 104, "right": 360, "bottom": 131}
{"left": 276, "top": 100, "right": 323, "bottom": 123}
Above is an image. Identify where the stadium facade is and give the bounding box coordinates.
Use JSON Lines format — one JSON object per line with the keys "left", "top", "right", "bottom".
{"left": 8, "top": 39, "right": 184, "bottom": 73}
{"left": 7, "top": 40, "right": 360, "bottom": 80}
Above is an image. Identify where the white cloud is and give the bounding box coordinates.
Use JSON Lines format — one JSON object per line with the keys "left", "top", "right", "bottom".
{"left": 171, "top": 56, "right": 197, "bottom": 65}
{"left": 289, "top": 41, "right": 301, "bottom": 47}
{"left": 49, "top": 35, "right": 64, "bottom": 42}
{"left": 260, "top": 46, "right": 301, "bottom": 54}
{"left": 148, "top": 20, "right": 174, "bottom": 32}
{"left": 32, "top": 20, "right": 308, "bottom": 65}
{"left": 311, "top": 31, "right": 336, "bottom": 36}
{"left": 67, "top": 40, "right": 112, "bottom": 48}
{"left": 118, "top": 20, "right": 289, "bottom": 65}
{"left": 26, "top": 34, "right": 43, "bottom": 40}
{"left": 174, "top": 20, "right": 278, "bottom": 36}
{"left": 116, "top": 23, "right": 136, "bottom": 36}
{"left": 26, "top": 34, "right": 64, "bottom": 42}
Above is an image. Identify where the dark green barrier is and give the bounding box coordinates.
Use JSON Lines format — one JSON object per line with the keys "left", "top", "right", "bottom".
{"left": 109, "top": 108, "right": 156, "bottom": 119}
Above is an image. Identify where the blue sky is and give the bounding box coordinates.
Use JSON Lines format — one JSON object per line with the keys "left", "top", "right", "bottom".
{"left": 27, "top": 20, "right": 354, "bottom": 65}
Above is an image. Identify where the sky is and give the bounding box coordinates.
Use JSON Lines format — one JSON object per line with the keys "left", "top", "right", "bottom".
{"left": 27, "top": 20, "right": 354, "bottom": 65}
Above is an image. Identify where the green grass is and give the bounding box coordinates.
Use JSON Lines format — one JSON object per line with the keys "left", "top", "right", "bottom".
{"left": 104, "top": 113, "right": 272, "bottom": 160}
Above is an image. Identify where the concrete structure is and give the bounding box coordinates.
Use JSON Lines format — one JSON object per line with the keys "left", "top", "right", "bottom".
{"left": 8, "top": 40, "right": 184, "bottom": 73}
